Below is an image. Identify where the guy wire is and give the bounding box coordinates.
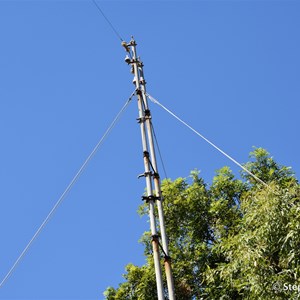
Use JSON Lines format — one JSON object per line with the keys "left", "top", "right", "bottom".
{"left": 0, "top": 91, "right": 135, "bottom": 288}
{"left": 92, "top": 0, "right": 124, "bottom": 42}
{"left": 147, "top": 93, "right": 269, "bottom": 189}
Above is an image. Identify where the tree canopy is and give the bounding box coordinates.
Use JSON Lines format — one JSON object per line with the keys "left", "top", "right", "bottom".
{"left": 104, "top": 148, "right": 300, "bottom": 299}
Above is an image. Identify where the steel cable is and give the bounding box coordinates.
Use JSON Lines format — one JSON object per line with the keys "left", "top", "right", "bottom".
{"left": 147, "top": 93, "right": 269, "bottom": 188}
{"left": 92, "top": 0, "right": 124, "bottom": 41}
{"left": 0, "top": 91, "right": 135, "bottom": 288}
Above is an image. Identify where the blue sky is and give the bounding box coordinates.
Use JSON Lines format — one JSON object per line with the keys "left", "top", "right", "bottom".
{"left": 0, "top": 1, "right": 299, "bottom": 299}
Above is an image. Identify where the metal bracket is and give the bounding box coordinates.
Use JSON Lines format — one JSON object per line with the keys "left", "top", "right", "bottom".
{"left": 137, "top": 171, "right": 152, "bottom": 179}
{"left": 136, "top": 114, "right": 151, "bottom": 123}
{"left": 141, "top": 195, "right": 161, "bottom": 203}
{"left": 136, "top": 117, "right": 145, "bottom": 123}
{"left": 140, "top": 77, "right": 146, "bottom": 85}
{"left": 136, "top": 89, "right": 142, "bottom": 96}
{"left": 153, "top": 172, "right": 160, "bottom": 179}
{"left": 151, "top": 234, "right": 159, "bottom": 242}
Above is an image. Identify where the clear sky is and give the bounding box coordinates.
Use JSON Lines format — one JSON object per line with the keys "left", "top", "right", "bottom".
{"left": 0, "top": 1, "right": 299, "bottom": 299}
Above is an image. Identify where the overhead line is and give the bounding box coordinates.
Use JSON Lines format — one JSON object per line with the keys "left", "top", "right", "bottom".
{"left": 0, "top": 91, "right": 135, "bottom": 288}
{"left": 147, "top": 93, "right": 269, "bottom": 188}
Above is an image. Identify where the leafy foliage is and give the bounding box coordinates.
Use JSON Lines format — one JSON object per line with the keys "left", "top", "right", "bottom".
{"left": 104, "top": 148, "right": 299, "bottom": 299}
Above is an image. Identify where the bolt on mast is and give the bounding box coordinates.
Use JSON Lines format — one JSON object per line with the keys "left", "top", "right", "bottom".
{"left": 122, "top": 37, "right": 176, "bottom": 300}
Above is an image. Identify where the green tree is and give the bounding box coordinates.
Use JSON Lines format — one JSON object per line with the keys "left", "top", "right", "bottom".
{"left": 104, "top": 148, "right": 299, "bottom": 299}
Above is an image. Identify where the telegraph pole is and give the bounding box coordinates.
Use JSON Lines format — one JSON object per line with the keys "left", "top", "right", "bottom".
{"left": 122, "top": 37, "right": 176, "bottom": 300}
